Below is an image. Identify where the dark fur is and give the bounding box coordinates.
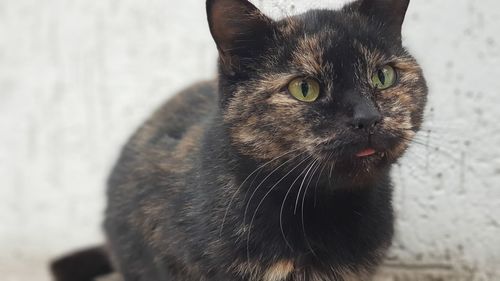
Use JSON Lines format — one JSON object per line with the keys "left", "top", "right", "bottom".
{"left": 53, "top": 0, "right": 428, "bottom": 280}
{"left": 51, "top": 246, "right": 112, "bottom": 281}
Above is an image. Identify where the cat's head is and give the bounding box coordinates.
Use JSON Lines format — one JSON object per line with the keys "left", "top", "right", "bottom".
{"left": 207, "top": 0, "right": 427, "bottom": 179}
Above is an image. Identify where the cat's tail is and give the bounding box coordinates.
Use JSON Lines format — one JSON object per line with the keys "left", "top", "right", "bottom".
{"left": 50, "top": 246, "right": 114, "bottom": 281}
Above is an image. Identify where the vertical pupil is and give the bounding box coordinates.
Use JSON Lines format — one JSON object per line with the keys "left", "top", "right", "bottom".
{"left": 377, "top": 70, "right": 386, "bottom": 85}
{"left": 300, "top": 81, "right": 309, "bottom": 97}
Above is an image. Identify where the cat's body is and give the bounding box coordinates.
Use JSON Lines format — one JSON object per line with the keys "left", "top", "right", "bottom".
{"left": 52, "top": 0, "right": 428, "bottom": 280}
{"left": 105, "top": 80, "right": 393, "bottom": 281}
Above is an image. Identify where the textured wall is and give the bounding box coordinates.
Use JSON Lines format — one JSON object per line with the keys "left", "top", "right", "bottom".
{"left": 1, "top": 0, "right": 499, "bottom": 280}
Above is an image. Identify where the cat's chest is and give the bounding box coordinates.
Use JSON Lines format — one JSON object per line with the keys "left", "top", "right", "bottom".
{"left": 259, "top": 259, "right": 369, "bottom": 281}
{"left": 229, "top": 257, "right": 372, "bottom": 281}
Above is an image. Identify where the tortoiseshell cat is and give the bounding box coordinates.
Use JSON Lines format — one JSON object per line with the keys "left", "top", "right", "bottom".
{"left": 51, "top": 0, "right": 427, "bottom": 280}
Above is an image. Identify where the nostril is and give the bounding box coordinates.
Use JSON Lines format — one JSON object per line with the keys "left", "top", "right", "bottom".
{"left": 351, "top": 115, "right": 381, "bottom": 130}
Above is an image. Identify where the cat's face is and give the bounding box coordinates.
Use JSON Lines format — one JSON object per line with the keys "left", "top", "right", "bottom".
{"left": 208, "top": 0, "right": 427, "bottom": 178}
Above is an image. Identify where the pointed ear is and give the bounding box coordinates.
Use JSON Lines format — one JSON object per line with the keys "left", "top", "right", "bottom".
{"left": 206, "top": 0, "right": 274, "bottom": 74}
{"left": 358, "top": 0, "right": 410, "bottom": 39}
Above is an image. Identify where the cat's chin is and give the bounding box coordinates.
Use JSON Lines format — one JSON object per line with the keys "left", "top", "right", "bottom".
{"left": 324, "top": 157, "right": 390, "bottom": 187}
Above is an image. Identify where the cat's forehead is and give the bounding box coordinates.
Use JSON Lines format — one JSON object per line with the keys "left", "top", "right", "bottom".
{"left": 279, "top": 9, "right": 379, "bottom": 43}
{"left": 275, "top": 9, "right": 395, "bottom": 74}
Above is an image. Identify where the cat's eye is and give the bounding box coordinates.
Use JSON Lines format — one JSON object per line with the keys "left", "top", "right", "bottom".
{"left": 371, "top": 65, "right": 397, "bottom": 90}
{"left": 288, "top": 78, "right": 320, "bottom": 102}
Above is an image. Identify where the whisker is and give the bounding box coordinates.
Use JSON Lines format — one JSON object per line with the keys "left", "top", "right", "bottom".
{"left": 328, "top": 153, "right": 336, "bottom": 184}
{"left": 301, "top": 160, "right": 321, "bottom": 258}
{"left": 314, "top": 155, "right": 331, "bottom": 207}
{"left": 243, "top": 149, "right": 308, "bottom": 228}
{"left": 294, "top": 160, "right": 318, "bottom": 214}
{"left": 219, "top": 147, "right": 302, "bottom": 236}
{"left": 411, "top": 131, "right": 469, "bottom": 146}
{"left": 246, "top": 153, "right": 314, "bottom": 261}
{"left": 400, "top": 135, "right": 462, "bottom": 163}
{"left": 406, "top": 128, "right": 471, "bottom": 153}
{"left": 279, "top": 156, "right": 317, "bottom": 252}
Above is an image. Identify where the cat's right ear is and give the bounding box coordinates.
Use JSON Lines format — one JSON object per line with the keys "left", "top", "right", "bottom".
{"left": 357, "top": 0, "right": 410, "bottom": 40}
{"left": 206, "top": 0, "right": 274, "bottom": 75}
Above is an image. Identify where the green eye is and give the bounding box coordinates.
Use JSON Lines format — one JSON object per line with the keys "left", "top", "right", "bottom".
{"left": 371, "top": 65, "right": 397, "bottom": 90}
{"left": 288, "top": 78, "right": 320, "bottom": 102}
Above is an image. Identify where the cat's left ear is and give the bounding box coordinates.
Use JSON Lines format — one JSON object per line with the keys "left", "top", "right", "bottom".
{"left": 358, "top": 0, "right": 410, "bottom": 40}
{"left": 206, "top": 0, "right": 274, "bottom": 74}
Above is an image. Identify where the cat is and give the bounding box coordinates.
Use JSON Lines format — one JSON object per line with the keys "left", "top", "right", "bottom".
{"left": 51, "top": 0, "right": 427, "bottom": 280}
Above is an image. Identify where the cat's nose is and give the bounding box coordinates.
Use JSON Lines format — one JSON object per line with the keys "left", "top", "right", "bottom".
{"left": 349, "top": 102, "right": 382, "bottom": 130}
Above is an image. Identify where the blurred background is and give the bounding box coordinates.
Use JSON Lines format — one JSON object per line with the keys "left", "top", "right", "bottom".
{"left": 1, "top": 0, "right": 499, "bottom": 280}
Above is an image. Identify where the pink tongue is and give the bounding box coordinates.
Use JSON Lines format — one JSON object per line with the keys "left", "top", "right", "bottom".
{"left": 356, "top": 148, "right": 376, "bottom": 157}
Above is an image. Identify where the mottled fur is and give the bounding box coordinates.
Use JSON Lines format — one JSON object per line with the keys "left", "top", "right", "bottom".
{"left": 52, "top": 0, "right": 428, "bottom": 280}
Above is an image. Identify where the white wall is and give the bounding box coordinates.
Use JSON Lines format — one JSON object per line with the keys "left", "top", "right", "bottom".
{"left": 1, "top": 0, "right": 499, "bottom": 280}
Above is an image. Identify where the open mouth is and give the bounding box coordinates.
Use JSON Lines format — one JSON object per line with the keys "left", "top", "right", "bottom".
{"left": 355, "top": 148, "right": 377, "bottom": 158}
{"left": 321, "top": 141, "right": 380, "bottom": 159}
{"left": 315, "top": 134, "right": 404, "bottom": 176}
{"left": 318, "top": 140, "right": 390, "bottom": 169}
